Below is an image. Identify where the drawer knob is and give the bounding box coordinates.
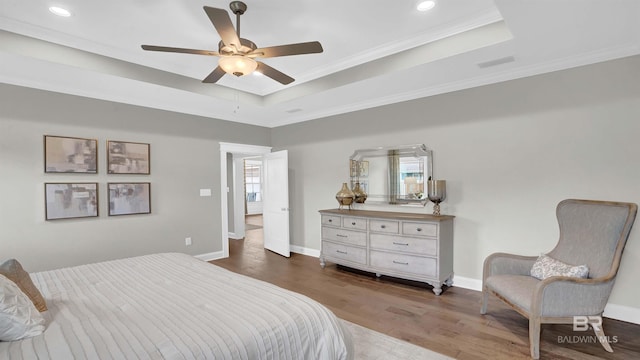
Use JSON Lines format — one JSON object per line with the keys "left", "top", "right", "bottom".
{"left": 416, "top": 228, "right": 423, "bottom": 232}
{"left": 393, "top": 260, "right": 409, "bottom": 265}
{"left": 336, "top": 234, "right": 348, "bottom": 238}
{"left": 380, "top": 225, "right": 386, "bottom": 229}
{"left": 352, "top": 222, "right": 356, "bottom": 225}
{"left": 393, "top": 242, "right": 409, "bottom": 246}
{"left": 328, "top": 219, "right": 332, "bottom": 222}
{"left": 336, "top": 250, "right": 347, "bottom": 254}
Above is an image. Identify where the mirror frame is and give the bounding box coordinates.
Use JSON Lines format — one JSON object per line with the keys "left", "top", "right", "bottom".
{"left": 350, "top": 144, "right": 433, "bottom": 206}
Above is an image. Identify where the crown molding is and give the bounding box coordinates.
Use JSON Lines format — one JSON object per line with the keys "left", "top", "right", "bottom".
{"left": 267, "top": 43, "right": 640, "bottom": 128}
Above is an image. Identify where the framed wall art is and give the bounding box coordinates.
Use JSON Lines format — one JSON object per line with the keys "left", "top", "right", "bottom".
{"left": 349, "top": 159, "right": 358, "bottom": 178}
{"left": 349, "top": 160, "right": 369, "bottom": 178}
{"left": 44, "top": 135, "right": 97, "bottom": 173}
{"left": 358, "top": 160, "right": 369, "bottom": 178}
{"left": 45, "top": 183, "right": 99, "bottom": 220}
{"left": 107, "top": 140, "right": 150, "bottom": 174}
{"left": 108, "top": 182, "right": 151, "bottom": 216}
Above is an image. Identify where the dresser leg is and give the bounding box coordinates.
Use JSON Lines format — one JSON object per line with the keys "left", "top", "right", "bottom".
{"left": 319, "top": 256, "right": 326, "bottom": 268}
{"left": 432, "top": 284, "right": 443, "bottom": 296}
{"left": 375, "top": 273, "right": 381, "bottom": 278}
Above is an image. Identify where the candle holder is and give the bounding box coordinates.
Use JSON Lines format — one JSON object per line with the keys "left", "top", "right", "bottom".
{"left": 427, "top": 180, "right": 446, "bottom": 216}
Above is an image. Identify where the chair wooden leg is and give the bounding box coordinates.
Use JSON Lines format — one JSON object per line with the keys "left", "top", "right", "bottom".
{"left": 529, "top": 317, "right": 541, "bottom": 359}
{"left": 591, "top": 317, "right": 614, "bottom": 353}
{"left": 480, "top": 289, "right": 488, "bottom": 314}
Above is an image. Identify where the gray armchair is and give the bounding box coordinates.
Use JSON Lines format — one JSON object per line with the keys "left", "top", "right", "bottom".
{"left": 481, "top": 199, "right": 637, "bottom": 359}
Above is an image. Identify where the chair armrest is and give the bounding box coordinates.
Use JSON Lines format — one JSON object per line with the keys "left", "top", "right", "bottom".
{"left": 483, "top": 253, "right": 537, "bottom": 282}
{"left": 532, "top": 276, "right": 616, "bottom": 317}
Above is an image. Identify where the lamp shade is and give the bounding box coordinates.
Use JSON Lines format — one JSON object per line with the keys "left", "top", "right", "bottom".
{"left": 218, "top": 55, "right": 258, "bottom": 77}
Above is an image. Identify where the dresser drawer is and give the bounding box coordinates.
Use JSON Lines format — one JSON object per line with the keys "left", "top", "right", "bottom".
{"left": 342, "top": 216, "right": 367, "bottom": 230}
{"left": 322, "top": 227, "right": 367, "bottom": 247}
{"left": 321, "top": 215, "right": 341, "bottom": 227}
{"left": 369, "top": 219, "right": 399, "bottom": 234}
{"left": 402, "top": 222, "right": 438, "bottom": 237}
{"left": 323, "top": 241, "right": 366, "bottom": 265}
{"left": 370, "top": 251, "right": 437, "bottom": 277}
{"left": 369, "top": 233, "right": 436, "bottom": 256}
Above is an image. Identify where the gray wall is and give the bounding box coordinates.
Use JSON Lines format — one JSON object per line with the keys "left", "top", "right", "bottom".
{"left": 2, "top": 55, "right": 639, "bottom": 313}
{"left": 0, "top": 84, "right": 270, "bottom": 271}
{"left": 271, "top": 55, "right": 640, "bottom": 310}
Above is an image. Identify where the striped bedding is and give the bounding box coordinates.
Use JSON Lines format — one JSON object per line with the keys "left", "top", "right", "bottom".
{"left": 0, "top": 253, "right": 353, "bottom": 359}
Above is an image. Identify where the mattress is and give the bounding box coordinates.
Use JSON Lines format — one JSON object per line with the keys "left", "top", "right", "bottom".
{"left": 0, "top": 253, "right": 353, "bottom": 359}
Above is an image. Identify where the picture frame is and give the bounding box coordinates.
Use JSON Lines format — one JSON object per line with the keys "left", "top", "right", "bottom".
{"left": 358, "top": 160, "right": 369, "bottom": 178}
{"left": 108, "top": 182, "right": 151, "bottom": 216}
{"left": 44, "top": 135, "right": 97, "bottom": 173}
{"left": 350, "top": 160, "right": 369, "bottom": 178}
{"left": 45, "top": 183, "right": 99, "bottom": 220}
{"left": 107, "top": 140, "right": 150, "bottom": 174}
{"left": 350, "top": 159, "right": 358, "bottom": 178}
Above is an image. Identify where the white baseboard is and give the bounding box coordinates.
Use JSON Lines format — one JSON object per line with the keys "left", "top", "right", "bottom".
{"left": 603, "top": 303, "right": 640, "bottom": 325}
{"left": 291, "top": 245, "right": 320, "bottom": 258}
{"left": 195, "top": 251, "right": 225, "bottom": 262}
{"left": 452, "top": 275, "right": 640, "bottom": 325}
{"left": 451, "top": 275, "right": 483, "bottom": 292}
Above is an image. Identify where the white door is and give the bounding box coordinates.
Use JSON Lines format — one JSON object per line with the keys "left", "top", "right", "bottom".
{"left": 262, "top": 150, "right": 290, "bottom": 257}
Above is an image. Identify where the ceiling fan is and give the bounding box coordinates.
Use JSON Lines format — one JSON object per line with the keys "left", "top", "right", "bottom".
{"left": 141, "top": 1, "right": 323, "bottom": 85}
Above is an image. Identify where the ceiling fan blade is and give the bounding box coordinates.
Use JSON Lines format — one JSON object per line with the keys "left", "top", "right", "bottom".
{"left": 202, "top": 66, "right": 226, "bottom": 83}
{"left": 256, "top": 61, "right": 294, "bottom": 85}
{"left": 141, "top": 45, "right": 219, "bottom": 56}
{"left": 203, "top": 6, "right": 241, "bottom": 49}
{"left": 252, "top": 41, "right": 323, "bottom": 58}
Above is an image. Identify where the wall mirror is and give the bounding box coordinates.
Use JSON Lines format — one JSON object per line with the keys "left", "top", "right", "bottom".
{"left": 350, "top": 144, "right": 432, "bottom": 206}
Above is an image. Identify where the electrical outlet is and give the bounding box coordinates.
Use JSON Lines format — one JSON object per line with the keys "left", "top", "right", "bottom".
{"left": 185, "top": 237, "right": 192, "bottom": 246}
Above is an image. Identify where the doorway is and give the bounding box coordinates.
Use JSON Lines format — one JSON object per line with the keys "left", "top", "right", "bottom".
{"left": 243, "top": 158, "right": 264, "bottom": 248}
{"left": 219, "top": 142, "right": 272, "bottom": 258}
{"left": 219, "top": 143, "right": 290, "bottom": 259}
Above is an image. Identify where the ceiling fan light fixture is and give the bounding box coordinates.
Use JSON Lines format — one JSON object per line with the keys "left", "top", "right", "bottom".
{"left": 219, "top": 55, "right": 257, "bottom": 77}
{"left": 416, "top": 1, "right": 436, "bottom": 12}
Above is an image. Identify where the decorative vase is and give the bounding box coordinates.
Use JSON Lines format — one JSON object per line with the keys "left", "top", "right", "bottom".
{"left": 335, "top": 183, "right": 355, "bottom": 209}
{"left": 352, "top": 182, "right": 367, "bottom": 203}
{"left": 427, "top": 180, "right": 446, "bottom": 216}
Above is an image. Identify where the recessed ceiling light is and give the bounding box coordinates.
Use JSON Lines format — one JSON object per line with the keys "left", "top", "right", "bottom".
{"left": 416, "top": 1, "right": 436, "bottom": 12}
{"left": 49, "top": 6, "right": 72, "bottom": 17}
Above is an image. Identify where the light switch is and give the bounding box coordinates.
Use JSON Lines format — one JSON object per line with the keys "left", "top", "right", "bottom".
{"left": 200, "top": 188, "right": 212, "bottom": 197}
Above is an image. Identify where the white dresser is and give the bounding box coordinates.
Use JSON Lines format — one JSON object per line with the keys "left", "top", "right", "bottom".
{"left": 319, "top": 209, "right": 454, "bottom": 295}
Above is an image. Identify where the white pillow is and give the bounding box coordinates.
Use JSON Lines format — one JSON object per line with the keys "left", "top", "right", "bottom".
{"left": 530, "top": 254, "right": 589, "bottom": 280}
{"left": 0, "top": 274, "right": 46, "bottom": 341}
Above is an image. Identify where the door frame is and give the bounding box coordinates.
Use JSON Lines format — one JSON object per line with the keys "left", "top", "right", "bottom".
{"left": 219, "top": 142, "right": 272, "bottom": 258}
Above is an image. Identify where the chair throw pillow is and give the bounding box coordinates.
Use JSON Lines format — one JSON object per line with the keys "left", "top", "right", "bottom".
{"left": 0, "top": 274, "right": 46, "bottom": 341}
{"left": 530, "top": 254, "right": 589, "bottom": 280}
{"left": 0, "top": 259, "right": 47, "bottom": 312}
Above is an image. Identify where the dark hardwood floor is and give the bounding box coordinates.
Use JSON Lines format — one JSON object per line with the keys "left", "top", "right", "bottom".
{"left": 212, "top": 217, "right": 640, "bottom": 359}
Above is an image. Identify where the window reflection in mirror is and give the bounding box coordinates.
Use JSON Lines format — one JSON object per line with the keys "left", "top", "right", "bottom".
{"left": 350, "top": 144, "right": 432, "bottom": 206}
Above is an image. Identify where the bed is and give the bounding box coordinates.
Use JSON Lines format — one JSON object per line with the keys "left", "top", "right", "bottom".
{"left": 0, "top": 253, "right": 353, "bottom": 359}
